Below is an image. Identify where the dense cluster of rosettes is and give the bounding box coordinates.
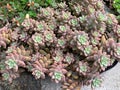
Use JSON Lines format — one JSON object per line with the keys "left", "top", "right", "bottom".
{"left": 0, "top": 0, "right": 120, "bottom": 89}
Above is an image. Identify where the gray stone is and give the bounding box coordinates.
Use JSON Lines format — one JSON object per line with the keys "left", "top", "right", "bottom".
{"left": 41, "top": 76, "right": 61, "bottom": 90}
{"left": 81, "top": 63, "right": 120, "bottom": 90}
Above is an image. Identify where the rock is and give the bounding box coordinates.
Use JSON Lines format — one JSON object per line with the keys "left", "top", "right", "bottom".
{"left": 81, "top": 63, "right": 120, "bottom": 90}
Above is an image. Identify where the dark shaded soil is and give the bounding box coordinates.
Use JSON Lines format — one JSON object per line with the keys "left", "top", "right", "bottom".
{"left": 0, "top": 72, "right": 62, "bottom": 90}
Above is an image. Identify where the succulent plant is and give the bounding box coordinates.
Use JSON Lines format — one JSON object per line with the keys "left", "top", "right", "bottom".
{"left": 47, "top": 20, "right": 57, "bottom": 31}
{"left": 2, "top": 70, "right": 19, "bottom": 82}
{"left": 87, "top": 5, "right": 95, "bottom": 14}
{"left": 40, "top": 7, "right": 54, "bottom": 19}
{"left": 31, "top": 60, "right": 47, "bottom": 79}
{"left": 53, "top": 71, "right": 63, "bottom": 81}
{"left": 56, "top": 37, "right": 66, "bottom": 48}
{"left": 0, "top": 0, "right": 120, "bottom": 89}
{"left": 99, "top": 22, "right": 106, "bottom": 34}
{"left": 83, "top": 45, "right": 92, "bottom": 56}
{"left": 44, "top": 30, "right": 55, "bottom": 44}
{"left": 99, "top": 54, "right": 111, "bottom": 70}
{"left": 0, "top": 62, "right": 6, "bottom": 71}
{"left": 58, "top": 25, "right": 70, "bottom": 34}
{"left": 96, "top": 11, "right": 107, "bottom": 22}
{"left": 56, "top": 11, "right": 71, "bottom": 22}
{"left": 116, "top": 30, "right": 120, "bottom": 38}
{"left": 96, "top": 0, "right": 104, "bottom": 10}
{"left": 2, "top": 72, "right": 10, "bottom": 81}
{"left": 91, "top": 77, "right": 102, "bottom": 88}
{"left": 76, "top": 62, "right": 89, "bottom": 75}
{"left": 114, "top": 43, "right": 120, "bottom": 59}
{"left": 90, "top": 37, "right": 99, "bottom": 46}
{"left": 21, "top": 18, "right": 36, "bottom": 30}
{"left": 19, "top": 31, "right": 29, "bottom": 42}
{"left": 57, "top": 2, "right": 68, "bottom": 10}
{"left": 5, "top": 46, "right": 31, "bottom": 72}
{"left": 52, "top": 49, "right": 64, "bottom": 63}
{"left": 78, "top": 15, "right": 87, "bottom": 24}
{"left": 35, "top": 21, "right": 47, "bottom": 32}
{"left": 33, "top": 34, "right": 43, "bottom": 43}
{"left": 64, "top": 53, "right": 74, "bottom": 64}
{"left": 32, "top": 69, "right": 45, "bottom": 79}
{"left": 69, "top": 18, "right": 78, "bottom": 27}
{"left": 29, "top": 33, "right": 45, "bottom": 49}
{"left": 0, "top": 26, "right": 12, "bottom": 48}
{"left": 72, "top": 31, "right": 89, "bottom": 50}
{"left": 49, "top": 63, "right": 67, "bottom": 83}
{"left": 77, "top": 32, "right": 89, "bottom": 45}
{"left": 5, "top": 59, "right": 17, "bottom": 70}
{"left": 113, "top": 25, "right": 120, "bottom": 38}
{"left": 63, "top": 79, "right": 80, "bottom": 90}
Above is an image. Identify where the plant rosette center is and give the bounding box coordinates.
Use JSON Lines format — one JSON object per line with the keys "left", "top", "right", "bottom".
{"left": 58, "top": 39, "right": 66, "bottom": 47}
{"left": 84, "top": 46, "right": 92, "bottom": 55}
{"left": 100, "top": 55, "right": 109, "bottom": 67}
{"left": 70, "top": 19, "right": 78, "bottom": 26}
{"left": 2, "top": 73, "right": 10, "bottom": 80}
{"left": 33, "top": 69, "right": 42, "bottom": 79}
{"left": 37, "top": 24, "right": 44, "bottom": 30}
{"left": 53, "top": 56, "right": 62, "bottom": 62}
{"left": 92, "top": 78, "right": 102, "bottom": 88}
{"left": 62, "top": 12, "right": 70, "bottom": 19}
{"left": 33, "top": 35, "right": 43, "bottom": 43}
{"left": 97, "top": 12, "right": 107, "bottom": 21}
{"left": 77, "top": 34, "right": 88, "bottom": 45}
{"left": 64, "top": 54, "right": 74, "bottom": 64}
{"left": 43, "top": 9, "right": 51, "bottom": 16}
{"left": 79, "top": 65, "right": 87, "bottom": 73}
{"left": 5, "top": 59, "right": 17, "bottom": 69}
{"left": 59, "top": 26, "right": 66, "bottom": 32}
{"left": 53, "top": 72, "right": 63, "bottom": 81}
{"left": 45, "top": 33, "right": 53, "bottom": 42}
